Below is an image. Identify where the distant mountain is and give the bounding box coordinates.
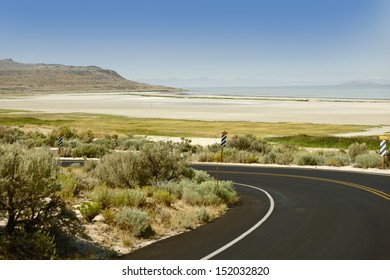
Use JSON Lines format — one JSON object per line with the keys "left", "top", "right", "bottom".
{"left": 338, "top": 79, "right": 390, "bottom": 87}
{"left": 137, "top": 77, "right": 292, "bottom": 87}
{"left": 139, "top": 77, "right": 390, "bottom": 88}
{"left": 0, "top": 59, "right": 177, "bottom": 93}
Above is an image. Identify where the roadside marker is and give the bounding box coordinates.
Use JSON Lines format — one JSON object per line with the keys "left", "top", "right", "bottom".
{"left": 379, "top": 137, "right": 387, "bottom": 169}
{"left": 216, "top": 131, "right": 228, "bottom": 188}
{"left": 221, "top": 131, "right": 227, "bottom": 148}
{"left": 58, "top": 136, "right": 63, "bottom": 156}
{"left": 380, "top": 140, "right": 387, "bottom": 156}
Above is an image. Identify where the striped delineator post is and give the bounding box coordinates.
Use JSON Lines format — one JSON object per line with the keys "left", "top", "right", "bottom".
{"left": 220, "top": 131, "right": 228, "bottom": 162}
{"left": 58, "top": 136, "right": 63, "bottom": 156}
{"left": 216, "top": 131, "right": 228, "bottom": 188}
{"left": 379, "top": 136, "right": 388, "bottom": 169}
{"left": 380, "top": 140, "right": 386, "bottom": 156}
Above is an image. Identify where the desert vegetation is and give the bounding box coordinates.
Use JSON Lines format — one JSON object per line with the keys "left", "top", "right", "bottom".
{"left": 0, "top": 121, "right": 388, "bottom": 259}
{"left": 0, "top": 139, "right": 237, "bottom": 259}
{"left": 194, "top": 134, "right": 387, "bottom": 169}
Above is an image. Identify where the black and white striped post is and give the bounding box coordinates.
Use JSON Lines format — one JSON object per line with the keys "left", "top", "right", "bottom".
{"left": 216, "top": 131, "right": 228, "bottom": 188}
{"left": 58, "top": 136, "right": 63, "bottom": 157}
{"left": 220, "top": 131, "right": 228, "bottom": 162}
{"left": 379, "top": 136, "right": 387, "bottom": 169}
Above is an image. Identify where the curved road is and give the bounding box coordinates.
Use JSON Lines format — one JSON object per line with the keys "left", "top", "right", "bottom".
{"left": 120, "top": 164, "right": 390, "bottom": 260}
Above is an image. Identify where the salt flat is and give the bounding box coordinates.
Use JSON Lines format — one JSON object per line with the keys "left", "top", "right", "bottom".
{"left": 0, "top": 93, "right": 389, "bottom": 125}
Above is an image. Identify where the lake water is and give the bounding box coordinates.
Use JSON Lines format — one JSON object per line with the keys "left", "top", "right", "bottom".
{"left": 184, "top": 86, "right": 390, "bottom": 100}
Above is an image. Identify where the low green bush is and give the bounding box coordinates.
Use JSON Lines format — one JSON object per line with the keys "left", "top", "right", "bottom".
{"left": 71, "top": 143, "right": 109, "bottom": 158}
{"left": 152, "top": 189, "right": 175, "bottom": 206}
{"left": 90, "top": 184, "right": 111, "bottom": 209}
{"left": 354, "top": 153, "right": 381, "bottom": 168}
{"left": 78, "top": 201, "right": 102, "bottom": 221}
{"left": 111, "top": 188, "right": 146, "bottom": 207}
{"left": 348, "top": 142, "right": 368, "bottom": 162}
{"left": 294, "top": 152, "right": 324, "bottom": 166}
{"left": 114, "top": 207, "right": 150, "bottom": 237}
{"left": 325, "top": 155, "right": 350, "bottom": 167}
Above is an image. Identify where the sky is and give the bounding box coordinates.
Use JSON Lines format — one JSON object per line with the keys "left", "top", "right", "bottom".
{"left": 1, "top": 0, "right": 389, "bottom": 85}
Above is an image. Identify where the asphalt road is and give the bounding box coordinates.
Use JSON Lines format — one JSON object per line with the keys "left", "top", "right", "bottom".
{"left": 120, "top": 164, "right": 390, "bottom": 260}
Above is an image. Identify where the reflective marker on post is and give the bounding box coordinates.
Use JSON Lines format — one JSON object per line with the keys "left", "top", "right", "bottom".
{"left": 58, "top": 137, "right": 63, "bottom": 148}
{"left": 380, "top": 140, "right": 386, "bottom": 156}
{"left": 221, "top": 134, "right": 227, "bottom": 147}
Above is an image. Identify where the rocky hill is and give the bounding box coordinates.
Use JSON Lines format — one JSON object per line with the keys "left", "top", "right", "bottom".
{"left": 0, "top": 59, "right": 177, "bottom": 93}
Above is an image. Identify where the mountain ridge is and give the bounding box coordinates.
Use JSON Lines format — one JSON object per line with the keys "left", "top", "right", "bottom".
{"left": 0, "top": 59, "right": 177, "bottom": 94}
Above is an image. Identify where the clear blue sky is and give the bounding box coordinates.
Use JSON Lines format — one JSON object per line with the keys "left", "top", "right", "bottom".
{"left": 1, "top": 0, "right": 389, "bottom": 84}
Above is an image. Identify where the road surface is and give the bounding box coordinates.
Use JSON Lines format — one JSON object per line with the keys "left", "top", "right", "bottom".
{"left": 120, "top": 164, "right": 390, "bottom": 260}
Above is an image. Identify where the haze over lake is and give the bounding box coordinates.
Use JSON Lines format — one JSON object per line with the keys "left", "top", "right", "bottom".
{"left": 184, "top": 86, "right": 390, "bottom": 100}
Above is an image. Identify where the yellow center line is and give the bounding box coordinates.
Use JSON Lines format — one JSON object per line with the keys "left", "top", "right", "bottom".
{"left": 214, "top": 170, "right": 390, "bottom": 201}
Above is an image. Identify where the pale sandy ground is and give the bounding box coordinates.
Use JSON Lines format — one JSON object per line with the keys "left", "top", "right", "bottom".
{"left": 0, "top": 92, "right": 389, "bottom": 125}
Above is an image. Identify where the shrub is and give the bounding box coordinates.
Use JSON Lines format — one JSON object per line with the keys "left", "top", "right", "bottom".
{"left": 182, "top": 187, "right": 203, "bottom": 205}
{"left": 275, "top": 152, "right": 294, "bottom": 165}
{"left": 196, "top": 151, "right": 215, "bottom": 162}
{"left": 196, "top": 208, "right": 210, "bottom": 223}
{"left": 96, "top": 142, "right": 190, "bottom": 188}
{"left": 140, "top": 141, "right": 191, "bottom": 181}
{"left": 294, "top": 152, "right": 324, "bottom": 166}
{"left": 111, "top": 188, "right": 146, "bottom": 207}
{"left": 152, "top": 189, "right": 175, "bottom": 206}
{"left": 90, "top": 184, "right": 111, "bottom": 209}
{"left": 215, "top": 181, "right": 237, "bottom": 205}
{"left": 78, "top": 201, "right": 101, "bottom": 221}
{"left": 191, "top": 169, "right": 212, "bottom": 184}
{"left": 264, "top": 151, "right": 277, "bottom": 164}
{"left": 95, "top": 152, "right": 149, "bottom": 188}
{"left": 0, "top": 230, "right": 57, "bottom": 260}
{"left": 325, "top": 155, "right": 350, "bottom": 167}
{"left": 173, "top": 210, "right": 197, "bottom": 229}
{"left": 348, "top": 142, "right": 368, "bottom": 162}
{"left": 0, "top": 144, "right": 60, "bottom": 235}
{"left": 354, "top": 153, "right": 381, "bottom": 168}
{"left": 58, "top": 173, "right": 78, "bottom": 201}
{"left": 114, "top": 207, "right": 150, "bottom": 237}
{"left": 71, "top": 143, "right": 109, "bottom": 158}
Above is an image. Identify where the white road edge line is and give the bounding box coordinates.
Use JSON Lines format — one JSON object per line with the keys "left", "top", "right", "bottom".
{"left": 201, "top": 182, "right": 275, "bottom": 260}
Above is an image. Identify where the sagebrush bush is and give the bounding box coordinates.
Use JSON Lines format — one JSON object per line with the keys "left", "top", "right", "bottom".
{"left": 196, "top": 208, "right": 210, "bottom": 223}
{"left": 95, "top": 152, "right": 149, "bottom": 188}
{"left": 111, "top": 188, "right": 146, "bottom": 207}
{"left": 275, "top": 152, "right": 294, "bottom": 165}
{"left": 215, "top": 181, "right": 237, "bottom": 205}
{"left": 90, "top": 184, "right": 111, "bottom": 209}
{"left": 325, "top": 155, "right": 350, "bottom": 167}
{"left": 354, "top": 153, "right": 381, "bottom": 168}
{"left": 96, "top": 142, "right": 190, "bottom": 188}
{"left": 152, "top": 189, "right": 175, "bottom": 206}
{"left": 71, "top": 143, "right": 109, "bottom": 158}
{"left": 114, "top": 207, "right": 150, "bottom": 236}
{"left": 191, "top": 169, "right": 212, "bottom": 184}
{"left": 294, "top": 152, "right": 324, "bottom": 166}
{"left": 348, "top": 142, "right": 368, "bottom": 162}
{"left": 182, "top": 187, "right": 203, "bottom": 205}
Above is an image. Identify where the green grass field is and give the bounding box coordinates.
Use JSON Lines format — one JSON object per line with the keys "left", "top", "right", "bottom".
{"left": 0, "top": 109, "right": 373, "bottom": 138}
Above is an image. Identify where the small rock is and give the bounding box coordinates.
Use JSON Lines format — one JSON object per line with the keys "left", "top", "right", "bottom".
{"left": 92, "top": 214, "right": 106, "bottom": 223}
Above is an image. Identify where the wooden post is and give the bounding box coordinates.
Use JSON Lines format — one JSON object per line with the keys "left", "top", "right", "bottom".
{"left": 217, "top": 131, "right": 228, "bottom": 188}
{"left": 382, "top": 155, "right": 385, "bottom": 170}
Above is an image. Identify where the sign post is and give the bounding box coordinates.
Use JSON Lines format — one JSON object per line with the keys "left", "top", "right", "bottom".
{"left": 216, "top": 131, "right": 228, "bottom": 188}
{"left": 379, "top": 136, "right": 388, "bottom": 169}
{"left": 58, "top": 136, "right": 63, "bottom": 157}
{"left": 220, "top": 131, "right": 228, "bottom": 162}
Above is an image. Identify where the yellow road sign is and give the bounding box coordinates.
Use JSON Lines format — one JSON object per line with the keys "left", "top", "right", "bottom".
{"left": 379, "top": 135, "right": 388, "bottom": 140}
